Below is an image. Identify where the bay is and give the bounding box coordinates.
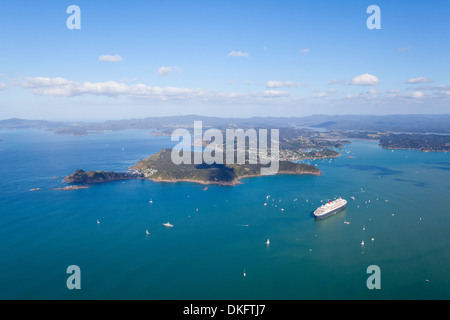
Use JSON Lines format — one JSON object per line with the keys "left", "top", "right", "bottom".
{"left": 0, "top": 129, "right": 449, "bottom": 299}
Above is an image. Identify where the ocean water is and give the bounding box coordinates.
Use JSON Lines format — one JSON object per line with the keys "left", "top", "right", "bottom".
{"left": 0, "top": 129, "right": 449, "bottom": 300}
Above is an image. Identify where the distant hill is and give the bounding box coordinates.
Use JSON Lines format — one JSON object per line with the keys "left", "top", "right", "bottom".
{"left": 1, "top": 114, "right": 449, "bottom": 134}
{"left": 309, "top": 114, "right": 450, "bottom": 133}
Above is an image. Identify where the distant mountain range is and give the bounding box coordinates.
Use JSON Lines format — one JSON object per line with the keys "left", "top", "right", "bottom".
{"left": 0, "top": 114, "right": 449, "bottom": 135}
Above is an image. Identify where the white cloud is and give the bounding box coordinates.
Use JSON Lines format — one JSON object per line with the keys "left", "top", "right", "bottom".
{"left": 299, "top": 48, "right": 310, "bottom": 54}
{"left": 346, "top": 93, "right": 361, "bottom": 99}
{"left": 266, "top": 81, "right": 300, "bottom": 88}
{"left": 98, "top": 54, "right": 124, "bottom": 63}
{"left": 263, "top": 90, "right": 289, "bottom": 98}
{"left": 228, "top": 51, "right": 249, "bottom": 58}
{"left": 406, "top": 91, "right": 425, "bottom": 98}
{"left": 19, "top": 77, "right": 129, "bottom": 97}
{"left": 0, "top": 83, "right": 7, "bottom": 90}
{"left": 157, "top": 66, "right": 180, "bottom": 76}
{"left": 17, "top": 76, "right": 280, "bottom": 103}
{"left": 311, "top": 92, "right": 327, "bottom": 98}
{"left": 406, "top": 77, "right": 433, "bottom": 84}
{"left": 350, "top": 73, "right": 379, "bottom": 86}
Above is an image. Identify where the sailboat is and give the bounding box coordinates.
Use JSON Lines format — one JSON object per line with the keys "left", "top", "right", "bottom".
{"left": 162, "top": 222, "right": 173, "bottom": 228}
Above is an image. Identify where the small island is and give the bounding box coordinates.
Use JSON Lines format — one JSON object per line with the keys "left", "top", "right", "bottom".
{"left": 63, "top": 148, "right": 321, "bottom": 187}
{"left": 63, "top": 169, "right": 143, "bottom": 184}
{"left": 52, "top": 185, "right": 90, "bottom": 191}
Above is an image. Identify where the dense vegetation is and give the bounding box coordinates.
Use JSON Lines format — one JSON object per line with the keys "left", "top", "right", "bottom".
{"left": 64, "top": 169, "right": 141, "bottom": 184}
{"left": 130, "top": 149, "right": 321, "bottom": 185}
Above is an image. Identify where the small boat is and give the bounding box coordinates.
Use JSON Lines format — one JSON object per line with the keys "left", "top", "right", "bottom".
{"left": 97, "top": 219, "right": 100, "bottom": 224}
{"left": 149, "top": 199, "right": 153, "bottom": 204}
{"left": 162, "top": 222, "right": 173, "bottom": 228}
{"left": 266, "top": 238, "right": 270, "bottom": 245}
{"left": 146, "top": 230, "right": 150, "bottom": 235}
{"left": 243, "top": 268, "right": 246, "bottom": 277}
{"left": 361, "top": 240, "right": 365, "bottom": 246}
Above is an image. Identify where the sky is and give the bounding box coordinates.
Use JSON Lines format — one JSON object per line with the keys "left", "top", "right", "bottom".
{"left": 0, "top": 0, "right": 449, "bottom": 120}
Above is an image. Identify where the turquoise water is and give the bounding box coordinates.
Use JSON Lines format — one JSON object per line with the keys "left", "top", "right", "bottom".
{"left": 0, "top": 130, "right": 449, "bottom": 299}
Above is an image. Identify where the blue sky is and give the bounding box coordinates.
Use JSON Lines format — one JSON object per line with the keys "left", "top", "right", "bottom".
{"left": 0, "top": 0, "right": 449, "bottom": 120}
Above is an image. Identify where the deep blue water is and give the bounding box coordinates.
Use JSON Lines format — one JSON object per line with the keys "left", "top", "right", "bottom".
{"left": 0, "top": 129, "right": 449, "bottom": 299}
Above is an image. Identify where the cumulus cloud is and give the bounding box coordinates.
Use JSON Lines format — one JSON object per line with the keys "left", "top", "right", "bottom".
{"left": 17, "top": 76, "right": 288, "bottom": 103}
{"left": 19, "top": 77, "right": 129, "bottom": 97}
{"left": 350, "top": 73, "right": 379, "bottom": 86}
{"left": 157, "top": 66, "right": 180, "bottom": 76}
{"left": 263, "top": 90, "right": 289, "bottom": 98}
{"left": 406, "top": 77, "right": 433, "bottom": 84}
{"left": 228, "top": 51, "right": 249, "bottom": 58}
{"left": 406, "top": 91, "right": 425, "bottom": 98}
{"left": 311, "top": 92, "right": 327, "bottom": 98}
{"left": 266, "top": 81, "right": 300, "bottom": 88}
{"left": 98, "top": 54, "right": 124, "bottom": 63}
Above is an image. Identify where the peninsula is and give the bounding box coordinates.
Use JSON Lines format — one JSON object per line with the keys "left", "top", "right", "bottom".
{"left": 63, "top": 148, "right": 320, "bottom": 187}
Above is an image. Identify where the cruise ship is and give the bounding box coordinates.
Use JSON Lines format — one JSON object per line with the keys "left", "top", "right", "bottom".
{"left": 314, "top": 198, "right": 347, "bottom": 219}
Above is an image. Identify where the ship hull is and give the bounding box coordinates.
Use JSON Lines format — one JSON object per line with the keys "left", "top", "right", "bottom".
{"left": 314, "top": 205, "right": 346, "bottom": 219}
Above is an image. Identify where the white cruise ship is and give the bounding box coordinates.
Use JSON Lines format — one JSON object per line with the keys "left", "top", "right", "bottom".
{"left": 314, "top": 198, "right": 347, "bottom": 219}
